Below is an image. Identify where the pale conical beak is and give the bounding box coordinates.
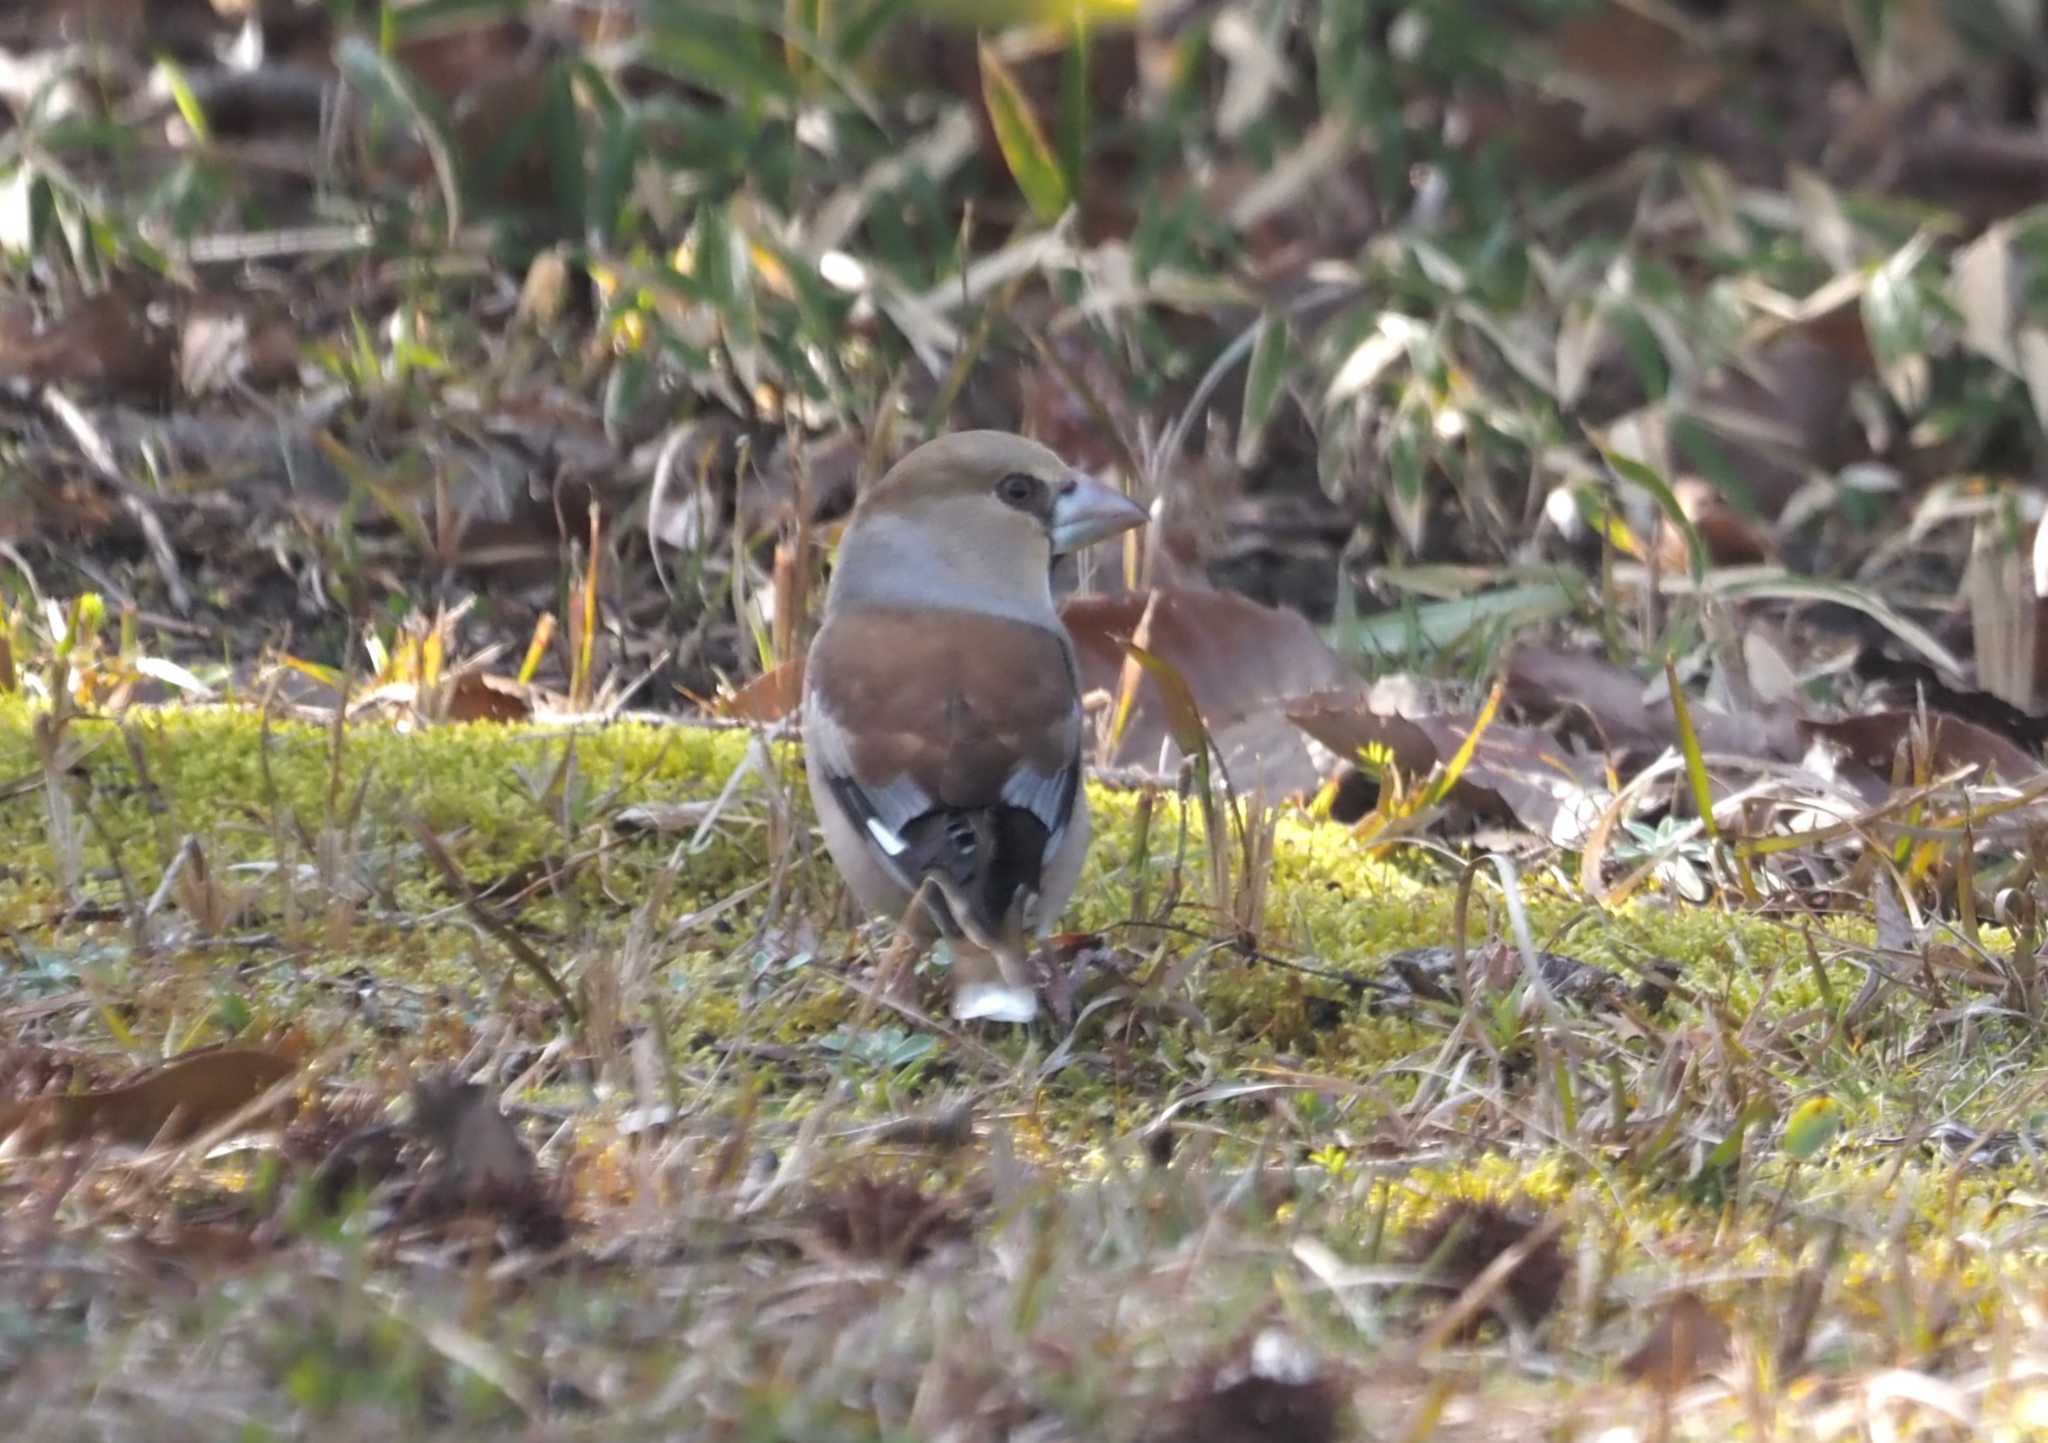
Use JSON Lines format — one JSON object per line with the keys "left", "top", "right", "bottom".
{"left": 1048, "top": 471, "right": 1147, "bottom": 555}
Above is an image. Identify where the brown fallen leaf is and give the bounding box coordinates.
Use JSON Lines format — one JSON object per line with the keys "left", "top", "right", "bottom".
{"left": 1407, "top": 1201, "right": 1570, "bottom": 1338}
{"left": 611, "top": 800, "right": 718, "bottom": 837}
{"left": 1152, "top": 1329, "right": 1343, "bottom": 1443}
{"left": 410, "top": 1072, "right": 536, "bottom": 1198}
{"left": 387, "top": 17, "right": 565, "bottom": 217}
{"left": 714, "top": 657, "right": 805, "bottom": 724}
{"left": 1803, "top": 709, "right": 2045, "bottom": 800}
{"left": 1657, "top": 476, "right": 1776, "bottom": 571}
{"left": 799, "top": 1177, "right": 976, "bottom": 1266}
{"left": 1595, "top": 290, "right": 1877, "bottom": 534}
{"left": 1891, "top": 126, "right": 2048, "bottom": 230}
{"left": 0, "top": 1043, "right": 298, "bottom": 1149}
{"left": 1287, "top": 680, "right": 1612, "bottom": 843}
{"left": 1504, "top": 644, "right": 1801, "bottom": 762}
{"left": 1534, "top": 2, "right": 1723, "bottom": 136}
{"left": 438, "top": 670, "right": 535, "bottom": 724}
{"left": 407, "top": 1071, "right": 567, "bottom": 1250}
{"left": 0, "top": 289, "right": 175, "bottom": 405}
{"left": 1065, "top": 586, "right": 1352, "bottom": 795}
{"left": 1622, "top": 1291, "right": 1731, "bottom": 1392}
{"left": 178, "top": 303, "right": 302, "bottom": 397}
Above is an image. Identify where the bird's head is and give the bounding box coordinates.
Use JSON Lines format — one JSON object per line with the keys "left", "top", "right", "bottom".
{"left": 830, "top": 431, "right": 1147, "bottom": 619}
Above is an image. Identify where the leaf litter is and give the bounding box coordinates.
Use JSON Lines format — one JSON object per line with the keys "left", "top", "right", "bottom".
{"left": 15, "top": 0, "right": 2048, "bottom": 1438}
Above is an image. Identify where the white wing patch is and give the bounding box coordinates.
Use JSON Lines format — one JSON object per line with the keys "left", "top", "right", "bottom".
{"left": 805, "top": 687, "right": 932, "bottom": 890}
{"left": 864, "top": 816, "right": 908, "bottom": 855}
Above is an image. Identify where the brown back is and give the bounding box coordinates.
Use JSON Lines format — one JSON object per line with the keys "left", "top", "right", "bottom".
{"left": 806, "top": 607, "right": 1078, "bottom": 804}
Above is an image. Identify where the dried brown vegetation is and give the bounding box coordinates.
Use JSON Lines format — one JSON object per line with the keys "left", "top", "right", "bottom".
{"left": 12, "top": 0, "right": 2048, "bottom": 1439}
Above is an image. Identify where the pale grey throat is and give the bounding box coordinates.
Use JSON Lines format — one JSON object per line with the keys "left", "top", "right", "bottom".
{"left": 827, "top": 476, "right": 1145, "bottom": 625}
{"left": 827, "top": 497, "right": 1060, "bottom": 626}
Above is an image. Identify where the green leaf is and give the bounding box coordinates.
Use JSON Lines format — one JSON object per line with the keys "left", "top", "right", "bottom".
{"left": 1664, "top": 660, "right": 1717, "bottom": 843}
{"left": 603, "top": 351, "right": 651, "bottom": 446}
{"left": 538, "top": 61, "right": 588, "bottom": 234}
{"left": 587, "top": 99, "right": 643, "bottom": 246}
{"left": 1603, "top": 449, "right": 1705, "bottom": 582}
{"left": 334, "top": 37, "right": 463, "bottom": 242}
{"left": 155, "top": 58, "right": 212, "bottom": 144}
{"left": 1782, "top": 1095, "right": 1843, "bottom": 1162}
{"left": 639, "top": 5, "right": 798, "bottom": 107}
{"left": 979, "top": 39, "right": 1069, "bottom": 223}
{"left": 1058, "top": 19, "right": 1090, "bottom": 203}
{"left": 696, "top": 204, "right": 761, "bottom": 395}
{"left": 1326, "top": 578, "right": 1581, "bottom": 662}
{"left": 1385, "top": 402, "right": 1430, "bottom": 552}
{"left": 913, "top": 0, "right": 1140, "bottom": 26}
{"left": 1862, "top": 231, "right": 1935, "bottom": 368}
{"left": 1236, "top": 312, "right": 1291, "bottom": 467}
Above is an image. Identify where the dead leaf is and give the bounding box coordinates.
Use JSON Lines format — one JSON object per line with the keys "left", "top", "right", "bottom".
{"left": 0, "top": 1043, "right": 298, "bottom": 1149}
{"left": 611, "top": 800, "right": 718, "bottom": 837}
{"left": 0, "top": 289, "right": 175, "bottom": 405}
{"left": 178, "top": 304, "right": 301, "bottom": 397}
{"left": 1407, "top": 1201, "right": 1570, "bottom": 1337}
{"left": 1287, "top": 680, "right": 1612, "bottom": 843}
{"left": 1065, "top": 587, "right": 1351, "bottom": 795}
{"left": 715, "top": 657, "right": 805, "bottom": 723}
{"left": 1892, "top": 127, "right": 2048, "bottom": 230}
{"left": 1623, "top": 1291, "right": 1731, "bottom": 1393}
{"left": 389, "top": 18, "right": 562, "bottom": 215}
{"left": 438, "top": 671, "right": 535, "bottom": 724}
{"left": 517, "top": 247, "right": 575, "bottom": 328}
{"left": 1802, "top": 710, "right": 2045, "bottom": 796}
{"left": 1154, "top": 1329, "right": 1342, "bottom": 1443}
{"left": 799, "top": 1177, "right": 975, "bottom": 1265}
{"left": 409, "top": 1072, "right": 536, "bottom": 1199}
{"left": 1659, "top": 476, "right": 1775, "bottom": 571}
{"left": 1536, "top": 2, "right": 1725, "bottom": 136}
{"left": 1964, "top": 512, "right": 2048, "bottom": 715}
{"left": 1591, "top": 286, "right": 1877, "bottom": 534}
{"left": 1504, "top": 644, "right": 1800, "bottom": 761}
{"left": 407, "top": 1071, "right": 568, "bottom": 1250}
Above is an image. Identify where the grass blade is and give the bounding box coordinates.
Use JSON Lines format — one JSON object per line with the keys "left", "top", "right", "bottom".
{"left": 979, "top": 39, "right": 1070, "bottom": 223}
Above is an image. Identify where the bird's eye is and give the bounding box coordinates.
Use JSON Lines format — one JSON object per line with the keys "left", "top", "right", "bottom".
{"left": 995, "top": 472, "right": 1042, "bottom": 508}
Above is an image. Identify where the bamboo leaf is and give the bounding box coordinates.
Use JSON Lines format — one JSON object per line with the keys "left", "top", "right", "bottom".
{"left": 979, "top": 39, "right": 1070, "bottom": 223}
{"left": 1236, "top": 312, "right": 1291, "bottom": 467}
{"left": 1604, "top": 449, "right": 1705, "bottom": 582}
{"left": 334, "top": 37, "right": 463, "bottom": 243}
{"left": 1663, "top": 660, "right": 1718, "bottom": 843}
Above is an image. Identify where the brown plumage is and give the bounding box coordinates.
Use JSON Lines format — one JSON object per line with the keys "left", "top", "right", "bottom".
{"left": 802, "top": 431, "right": 1146, "bottom": 1021}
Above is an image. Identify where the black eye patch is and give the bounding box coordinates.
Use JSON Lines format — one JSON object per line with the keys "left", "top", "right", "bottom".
{"left": 994, "top": 472, "right": 1046, "bottom": 511}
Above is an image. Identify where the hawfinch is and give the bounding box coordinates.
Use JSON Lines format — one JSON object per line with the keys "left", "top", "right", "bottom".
{"left": 803, "top": 431, "right": 1147, "bottom": 1022}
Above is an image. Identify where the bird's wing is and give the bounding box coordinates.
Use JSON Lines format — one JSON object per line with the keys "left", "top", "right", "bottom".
{"left": 803, "top": 607, "right": 1082, "bottom": 928}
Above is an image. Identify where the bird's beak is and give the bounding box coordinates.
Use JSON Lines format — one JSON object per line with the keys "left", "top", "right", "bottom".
{"left": 1048, "top": 471, "right": 1147, "bottom": 555}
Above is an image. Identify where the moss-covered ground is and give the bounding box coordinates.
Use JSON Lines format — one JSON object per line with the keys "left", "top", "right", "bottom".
{"left": 6, "top": 701, "right": 2048, "bottom": 1440}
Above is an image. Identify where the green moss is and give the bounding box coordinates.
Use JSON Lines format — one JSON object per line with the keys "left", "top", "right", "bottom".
{"left": 16, "top": 700, "right": 2048, "bottom": 1437}
{"left": 0, "top": 699, "right": 2027, "bottom": 1147}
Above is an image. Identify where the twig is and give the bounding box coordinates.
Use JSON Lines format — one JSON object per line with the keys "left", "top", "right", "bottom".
{"left": 40, "top": 385, "right": 191, "bottom": 613}
{"left": 407, "top": 814, "right": 580, "bottom": 1025}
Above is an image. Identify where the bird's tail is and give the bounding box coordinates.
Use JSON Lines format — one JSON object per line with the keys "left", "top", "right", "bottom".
{"left": 926, "top": 876, "right": 1039, "bottom": 1023}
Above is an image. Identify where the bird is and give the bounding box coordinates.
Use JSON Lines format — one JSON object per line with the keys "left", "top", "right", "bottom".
{"left": 802, "top": 430, "right": 1148, "bottom": 1022}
